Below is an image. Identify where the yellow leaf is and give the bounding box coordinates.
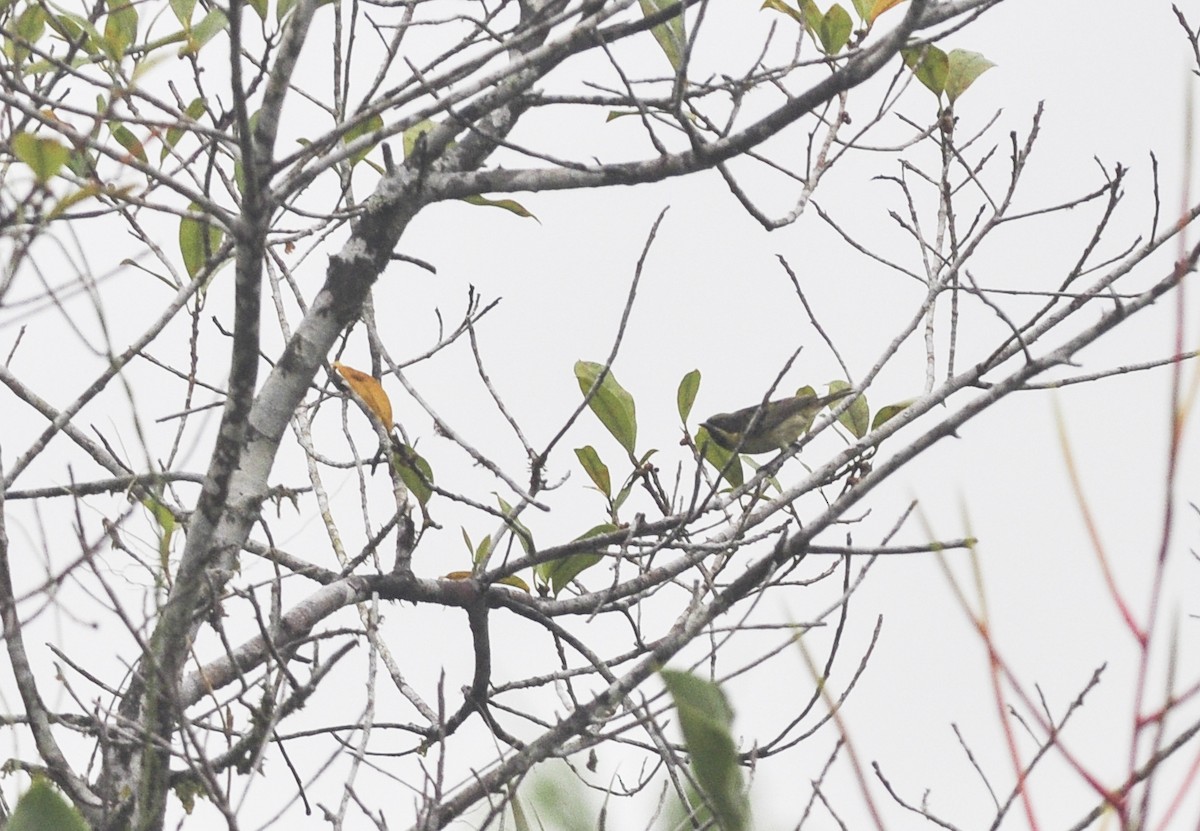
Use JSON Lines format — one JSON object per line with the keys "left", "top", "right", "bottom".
{"left": 867, "top": 0, "right": 905, "bottom": 23}
{"left": 460, "top": 194, "right": 540, "bottom": 222}
{"left": 498, "top": 575, "right": 531, "bottom": 593}
{"left": 443, "top": 571, "right": 529, "bottom": 592}
{"left": 333, "top": 361, "right": 393, "bottom": 427}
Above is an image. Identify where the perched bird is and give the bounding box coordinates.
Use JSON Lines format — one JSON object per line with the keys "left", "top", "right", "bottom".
{"left": 700, "top": 389, "right": 852, "bottom": 455}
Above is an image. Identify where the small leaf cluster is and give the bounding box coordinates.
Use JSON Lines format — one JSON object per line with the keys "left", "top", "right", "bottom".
{"left": 902, "top": 46, "right": 996, "bottom": 103}
{"left": 754, "top": 0, "right": 994, "bottom": 102}
{"left": 760, "top": 0, "right": 907, "bottom": 56}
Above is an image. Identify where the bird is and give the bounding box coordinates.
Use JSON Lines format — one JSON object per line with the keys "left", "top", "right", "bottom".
{"left": 700, "top": 388, "right": 852, "bottom": 455}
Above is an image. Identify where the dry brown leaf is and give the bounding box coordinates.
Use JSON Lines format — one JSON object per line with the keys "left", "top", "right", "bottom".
{"left": 333, "top": 361, "right": 393, "bottom": 428}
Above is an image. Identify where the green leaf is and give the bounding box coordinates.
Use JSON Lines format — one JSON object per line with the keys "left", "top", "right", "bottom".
{"left": 944, "top": 49, "right": 995, "bottom": 103}
{"left": 16, "top": 3, "right": 48, "bottom": 41}
{"left": 474, "top": 534, "right": 492, "bottom": 566}
{"left": 574, "top": 446, "right": 612, "bottom": 498}
{"left": 461, "top": 194, "right": 540, "bottom": 222}
{"left": 612, "top": 478, "right": 634, "bottom": 514}
{"left": 697, "top": 426, "right": 743, "bottom": 489}
{"left": 871, "top": 399, "right": 912, "bottom": 431}
{"left": 667, "top": 782, "right": 721, "bottom": 831}
{"left": 497, "top": 496, "right": 535, "bottom": 555}
{"left": 47, "top": 181, "right": 105, "bottom": 219}
{"left": 677, "top": 369, "right": 700, "bottom": 423}
{"left": 796, "top": 0, "right": 823, "bottom": 32}
{"left": 759, "top": 0, "right": 804, "bottom": 24}
{"left": 92, "top": 96, "right": 106, "bottom": 137}
{"left": 277, "top": 0, "right": 297, "bottom": 22}
{"left": 402, "top": 118, "right": 435, "bottom": 158}
{"left": 343, "top": 112, "right": 383, "bottom": 165}
{"left": 638, "top": 0, "right": 686, "bottom": 70}
{"left": 902, "top": 45, "right": 949, "bottom": 97}
{"left": 109, "top": 122, "right": 147, "bottom": 164}
{"left": 143, "top": 495, "right": 176, "bottom": 570}
{"left": 22, "top": 55, "right": 91, "bottom": 78}
{"left": 511, "top": 788, "right": 532, "bottom": 831}
{"left": 102, "top": 0, "right": 137, "bottom": 59}
{"left": 162, "top": 97, "right": 206, "bottom": 160}
{"left": 575, "top": 360, "right": 638, "bottom": 457}
{"left": 390, "top": 442, "right": 434, "bottom": 507}
{"left": 849, "top": 0, "right": 871, "bottom": 20}
{"left": 660, "top": 670, "right": 749, "bottom": 831}
{"left": 537, "top": 523, "right": 618, "bottom": 597}
{"left": 47, "top": 12, "right": 101, "bottom": 55}
{"left": 181, "top": 7, "right": 226, "bottom": 55}
{"left": 8, "top": 778, "right": 90, "bottom": 831}
{"left": 10, "top": 3, "right": 47, "bottom": 63}
{"left": 65, "top": 148, "right": 94, "bottom": 178}
{"left": 178, "top": 202, "right": 224, "bottom": 279}
{"left": 169, "top": 0, "right": 195, "bottom": 27}
{"left": 12, "top": 132, "right": 70, "bottom": 183}
{"left": 246, "top": 0, "right": 268, "bottom": 19}
{"left": 827, "top": 379, "right": 867, "bottom": 438}
{"left": 816, "top": 3, "right": 851, "bottom": 54}
{"left": 529, "top": 769, "right": 595, "bottom": 831}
